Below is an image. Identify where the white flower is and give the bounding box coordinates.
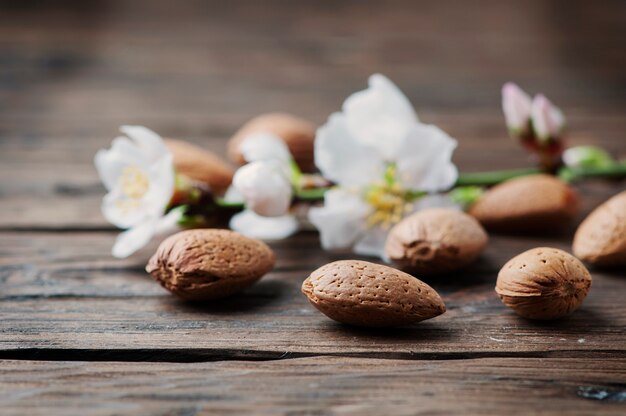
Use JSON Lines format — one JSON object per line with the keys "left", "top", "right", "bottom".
{"left": 502, "top": 82, "right": 532, "bottom": 135}
{"left": 95, "top": 126, "right": 180, "bottom": 258}
{"left": 228, "top": 133, "right": 298, "bottom": 240}
{"left": 309, "top": 74, "right": 458, "bottom": 259}
{"left": 232, "top": 161, "right": 292, "bottom": 217}
{"left": 531, "top": 94, "right": 565, "bottom": 141}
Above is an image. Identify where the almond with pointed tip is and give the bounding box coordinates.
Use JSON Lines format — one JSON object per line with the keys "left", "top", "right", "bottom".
{"left": 228, "top": 113, "right": 316, "bottom": 171}
{"left": 385, "top": 208, "right": 488, "bottom": 274}
{"left": 165, "top": 139, "right": 234, "bottom": 195}
{"left": 496, "top": 247, "right": 591, "bottom": 320}
{"left": 573, "top": 190, "right": 626, "bottom": 266}
{"left": 146, "top": 229, "right": 275, "bottom": 300}
{"left": 469, "top": 174, "right": 579, "bottom": 233}
{"left": 302, "top": 260, "right": 446, "bottom": 327}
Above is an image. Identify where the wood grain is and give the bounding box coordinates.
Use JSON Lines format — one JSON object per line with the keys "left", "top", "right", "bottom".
{"left": 0, "top": 232, "right": 624, "bottom": 359}
{"left": 1, "top": 0, "right": 625, "bottom": 414}
{"left": 1, "top": 357, "right": 625, "bottom": 415}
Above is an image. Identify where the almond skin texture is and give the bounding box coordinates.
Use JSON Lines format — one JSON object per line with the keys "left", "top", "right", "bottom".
{"left": 165, "top": 139, "right": 234, "bottom": 195}
{"left": 573, "top": 190, "right": 626, "bottom": 267}
{"left": 496, "top": 247, "right": 592, "bottom": 320}
{"left": 469, "top": 174, "right": 579, "bottom": 233}
{"left": 385, "top": 208, "right": 488, "bottom": 274}
{"left": 301, "top": 260, "right": 446, "bottom": 327}
{"left": 146, "top": 229, "right": 275, "bottom": 301}
{"left": 227, "top": 113, "right": 316, "bottom": 171}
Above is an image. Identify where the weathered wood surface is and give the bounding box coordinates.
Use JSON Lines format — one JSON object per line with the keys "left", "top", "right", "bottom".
{"left": 0, "top": 231, "right": 625, "bottom": 359}
{"left": 1, "top": 357, "right": 625, "bottom": 415}
{"left": 1, "top": 0, "right": 625, "bottom": 414}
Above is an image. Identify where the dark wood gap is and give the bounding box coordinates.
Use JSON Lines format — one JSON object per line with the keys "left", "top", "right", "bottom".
{"left": 1, "top": 348, "right": 624, "bottom": 364}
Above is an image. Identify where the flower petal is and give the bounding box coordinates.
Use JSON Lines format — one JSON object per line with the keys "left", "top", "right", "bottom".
{"left": 414, "top": 194, "right": 460, "bottom": 211}
{"left": 353, "top": 226, "right": 389, "bottom": 259}
{"left": 154, "top": 208, "right": 184, "bottom": 236}
{"left": 223, "top": 185, "right": 246, "bottom": 204}
{"left": 396, "top": 123, "right": 458, "bottom": 192}
{"left": 531, "top": 94, "right": 565, "bottom": 141}
{"left": 315, "top": 113, "right": 383, "bottom": 187}
{"left": 120, "top": 125, "right": 170, "bottom": 164}
{"left": 343, "top": 74, "right": 418, "bottom": 160}
{"left": 94, "top": 136, "right": 146, "bottom": 191}
{"left": 145, "top": 153, "right": 175, "bottom": 217}
{"left": 230, "top": 210, "right": 298, "bottom": 240}
{"left": 111, "top": 218, "right": 157, "bottom": 258}
{"left": 239, "top": 133, "right": 292, "bottom": 163}
{"left": 233, "top": 161, "right": 292, "bottom": 217}
{"left": 502, "top": 82, "right": 532, "bottom": 133}
{"left": 101, "top": 188, "right": 151, "bottom": 229}
{"left": 308, "top": 189, "right": 371, "bottom": 250}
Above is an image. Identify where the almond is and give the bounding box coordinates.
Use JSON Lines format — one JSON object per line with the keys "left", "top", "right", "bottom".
{"left": 495, "top": 247, "right": 591, "bottom": 320}
{"left": 385, "top": 208, "right": 488, "bottom": 274}
{"left": 146, "top": 229, "right": 275, "bottom": 301}
{"left": 165, "top": 139, "right": 234, "bottom": 195}
{"left": 227, "top": 113, "right": 316, "bottom": 171}
{"left": 573, "top": 190, "right": 626, "bottom": 266}
{"left": 469, "top": 174, "right": 579, "bottom": 233}
{"left": 301, "top": 260, "right": 446, "bottom": 327}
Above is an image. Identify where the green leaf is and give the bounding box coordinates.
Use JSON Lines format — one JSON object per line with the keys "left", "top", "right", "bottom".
{"left": 449, "top": 186, "right": 484, "bottom": 208}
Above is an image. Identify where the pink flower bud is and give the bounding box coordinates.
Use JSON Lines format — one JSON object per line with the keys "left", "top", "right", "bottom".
{"left": 502, "top": 82, "right": 532, "bottom": 135}
{"left": 531, "top": 94, "right": 565, "bottom": 142}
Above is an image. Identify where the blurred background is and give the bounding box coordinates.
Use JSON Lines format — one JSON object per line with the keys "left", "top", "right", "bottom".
{"left": 1, "top": 0, "right": 625, "bottom": 227}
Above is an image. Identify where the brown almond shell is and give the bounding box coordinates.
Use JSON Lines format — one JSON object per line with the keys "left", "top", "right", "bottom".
{"left": 495, "top": 247, "right": 592, "bottom": 320}
{"left": 469, "top": 174, "right": 579, "bottom": 233}
{"left": 146, "top": 229, "right": 275, "bottom": 301}
{"left": 165, "top": 139, "right": 234, "bottom": 195}
{"left": 302, "top": 260, "right": 446, "bottom": 327}
{"left": 573, "top": 190, "right": 626, "bottom": 266}
{"left": 385, "top": 208, "right": 488, "bottom": 274}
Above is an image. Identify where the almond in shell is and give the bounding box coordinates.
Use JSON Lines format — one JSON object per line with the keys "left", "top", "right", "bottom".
{"left": 146, "top": 229, "right": 275, "bottom": 300}
{"left": 496, "top": 247, "right": 591, "bottom": 320}
{"left": 573, "top": 190, "right": 626, "bottom": 266}
{"left": 385, "top": 208, "right": 488, "bottom": 274}
{"left": 302, "top": 260, "right": 446, "bottom": 327}
{"left": 165, "top": 139, "right": 234, "bottom": 195}
{"left": 469, "top": 174, "right": 579, "bottom": 233}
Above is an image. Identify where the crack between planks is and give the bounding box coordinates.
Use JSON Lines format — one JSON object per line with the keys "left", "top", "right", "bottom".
{"left": 0, "top": 348, "right": 624, "bottom": 364}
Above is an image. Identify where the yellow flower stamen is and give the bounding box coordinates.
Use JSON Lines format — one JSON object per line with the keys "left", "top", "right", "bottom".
{"left": 364, "top": 164, "right": 413, "bottom": 229}
{"left": 115, "top": 166, "right": 150, "bottom": 213}
{"left": 120, "top": 166, "right": 150, "bottom": 199}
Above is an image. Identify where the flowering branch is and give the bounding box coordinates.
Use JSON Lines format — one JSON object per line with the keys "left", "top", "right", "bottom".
{"left": 94, "top": 77, "right": 625, "bottom": 260}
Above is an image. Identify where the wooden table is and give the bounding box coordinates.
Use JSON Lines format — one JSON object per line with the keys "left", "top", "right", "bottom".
{"left": 1, "top": 1, "right": 625, "bottom": 414}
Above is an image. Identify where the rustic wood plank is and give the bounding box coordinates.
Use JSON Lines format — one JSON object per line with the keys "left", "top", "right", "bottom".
{"left": 0, "top": 357, "right": 624, "bottom": 415}
{"left": 1, "top": 1, "right": 625, "bottom": 413}
{"left": 0, "top": 231, "right": 623, "bottom": 358}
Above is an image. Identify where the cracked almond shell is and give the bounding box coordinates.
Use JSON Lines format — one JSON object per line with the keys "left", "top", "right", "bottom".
{"left": 385, "top": 208, "right": 488, "bottom": 274}
{"left": 469, "top": 174, "right": 579, "bottom": 232}
{"left": 165, "top": 139, "right": 234, "bottom": 195}
{"left": 573, "top": 190, "right": 626, "bottom": 267}
{"left": 146, "top": 229, "right": 275, "bottom": 300}
{"left": 496, "top": 247, "right": 592, "bottom": 320}
{"left": 302, "top": 260, "right": 446, "bottom": 327}
{"left": 227, "top": 112, "right": 316, "bottom": 171}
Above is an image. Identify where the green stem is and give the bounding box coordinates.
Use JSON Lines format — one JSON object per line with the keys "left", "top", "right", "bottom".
{"left": 454, "top": 168, "right": 543, "bottom": 187}
{"left": 215, "top": 197, "right": 244, "bottom": 209}
{"left": 215, "top": 163, "right": 626, "bottom": 210}
{"left": 295, "top": 187, "right": 328, "bottom": 201}
{"left": 558, "top": 162, "right": 626, "bottom": 183}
